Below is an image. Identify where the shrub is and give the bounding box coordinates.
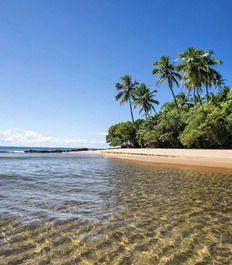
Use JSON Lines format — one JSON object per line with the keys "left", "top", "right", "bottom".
{"left": 106, "top": 121, "right": 138, "bottom": 147}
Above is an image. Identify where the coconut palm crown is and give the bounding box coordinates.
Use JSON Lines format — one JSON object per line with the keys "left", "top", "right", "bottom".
{"left": 176, "top": 48, "right": 222, "bottom": 104}
{"left": 132, "top": 83, "right": 159, "bottom": 118}
{"left": 152, "top": 56, "right": 181, "bottom": 109}
{"left": 202, "top": 50, "right": 223, "bottom": 98}
{"left": 115, "top": 75, "right": 139, "bottom": 122}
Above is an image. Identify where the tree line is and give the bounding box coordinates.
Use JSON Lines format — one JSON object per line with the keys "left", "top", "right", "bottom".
{"left": 106, "top": 47, "right": 232, "bottom": 149}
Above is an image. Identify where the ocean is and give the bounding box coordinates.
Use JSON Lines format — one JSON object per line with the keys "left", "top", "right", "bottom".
{"left": 0, "top": 146, "right": 81, "bottom": 153}
{"left": 0, "top": 149, "right": 231, "bottom": 264}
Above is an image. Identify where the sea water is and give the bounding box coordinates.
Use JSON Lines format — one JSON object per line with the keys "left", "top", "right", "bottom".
{"left": 0, "top": 152, "right": 231, "bottom": 264}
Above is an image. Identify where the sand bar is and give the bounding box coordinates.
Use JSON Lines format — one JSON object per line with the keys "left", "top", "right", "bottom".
{"left": 84, "top": 148, "right": 232, "bottom": 169}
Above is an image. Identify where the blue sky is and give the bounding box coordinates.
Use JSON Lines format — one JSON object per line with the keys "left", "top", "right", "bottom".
{"left": 0, "top": 0, "right": 231, "bottom": 147}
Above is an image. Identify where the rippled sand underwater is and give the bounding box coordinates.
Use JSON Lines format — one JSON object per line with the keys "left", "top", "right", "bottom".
{"left": 0, "top": 153, "right": 232, "bottom": 265}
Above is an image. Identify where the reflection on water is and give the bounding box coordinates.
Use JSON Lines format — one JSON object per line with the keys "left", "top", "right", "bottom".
{"left": 0, "top": 153, "right": 232, "bottom": 265}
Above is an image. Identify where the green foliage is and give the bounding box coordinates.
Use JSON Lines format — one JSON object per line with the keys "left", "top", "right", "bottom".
{"left": 179, "top": 89, "right": 232, "bottom": 148}
{"left": 137, "top": 108, "right": 187, "bottom": 148}
{"left": 106, "top": 122, "right": 138, "bottom": 147}
{"left": 110, "top": 48, "right": 231, "bottom": 149}
{"left": 180, "top": 102, "right": 232, "bottom": 148}
{"left": 107, "top": 88, "right": 232, "bottom": 149}
{"left": 153, "top": 108, "right": 187, "bottom": 147}
{"left": 136, "top": 118, "right": 157, "bottom": 147}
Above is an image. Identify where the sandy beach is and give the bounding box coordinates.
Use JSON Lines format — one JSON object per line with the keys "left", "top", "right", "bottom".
{"left": 83, "top": 148, "right": 232, "bottom": 169}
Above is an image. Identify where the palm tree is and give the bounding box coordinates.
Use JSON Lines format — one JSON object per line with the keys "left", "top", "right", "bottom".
{"left": 202, "top": 50, "right": 222, "bottom": 99}
{"left": 132, "top": 83, "right": 159, "bottom": 119}
{"left": 176, "top": 48, "right": 222, "bottom": 104}
{"left": 115, "top": 75, "right": 139, "bottom": 122}
{"left": 152, "top": 56, "right": 181, "bottom": 109}
{"left": 176, "top": 48, "right": 203, "bottom": 105}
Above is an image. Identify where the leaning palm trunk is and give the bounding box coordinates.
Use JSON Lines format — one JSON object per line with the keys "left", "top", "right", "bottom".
{"left": 193, "top": 87, "right": 197, "bottom": 105}
{"left": 170, "top": 87, "right": 179, "bottom": 109}
{"left": 128, "top": 96, "right": 135, "bottom": 123}
{"left": 196, "top": 87, "right": 203, "bottom": 106}
{"left": 206, "top": 86, "right": 209, "bottom": 101}
{"left": 196, "top": 86, "right": 207, "bottom": 115}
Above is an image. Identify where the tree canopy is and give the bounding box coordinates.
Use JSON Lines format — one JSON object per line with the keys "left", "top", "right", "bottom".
{"left": 109, "top": 48, "right": 231, "bottom": 149}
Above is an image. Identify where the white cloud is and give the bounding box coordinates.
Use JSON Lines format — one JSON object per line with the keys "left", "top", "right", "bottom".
{"left": 0, "top": 128, "right": 88, "bottom": 148}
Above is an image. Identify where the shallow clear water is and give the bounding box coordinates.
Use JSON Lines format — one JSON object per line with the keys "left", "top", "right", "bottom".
{"left": 0, "top": 153, "right": 231, "bottom": 265}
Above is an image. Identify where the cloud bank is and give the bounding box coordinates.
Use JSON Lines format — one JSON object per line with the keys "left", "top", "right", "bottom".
{"left": 0, "top": 128, "right": 89, "bottom": 148}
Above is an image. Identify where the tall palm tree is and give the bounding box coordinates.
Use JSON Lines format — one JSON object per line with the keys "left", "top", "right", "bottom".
{"left": 152, "top": 56, "right": 181, "bottom": 109}
{"left": 176, "top": 48, "right": 222, "bottom": 104}
{"left": 202, "top": 50, "right": 222, "bottom": 99}
{"left": 132, "top": 83, "right": 159, "bottom": 119}
{"left": 176, "top": 48, "right": 203, "bottom": 105}
{"left": 115, "top": 75, "right": 139, "bottom": 122}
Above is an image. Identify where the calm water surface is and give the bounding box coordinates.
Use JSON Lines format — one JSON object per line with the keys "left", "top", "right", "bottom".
{"left": 0, "top": 153, "right": 232, "bottom": 265}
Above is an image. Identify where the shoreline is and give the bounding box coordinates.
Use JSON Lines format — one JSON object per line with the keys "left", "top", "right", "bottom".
{"left": 81, "top": 148, "right": 232, "bottom": 170}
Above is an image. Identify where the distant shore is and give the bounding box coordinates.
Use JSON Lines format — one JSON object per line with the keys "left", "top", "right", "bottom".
{"left": 81, "top": 148, "right": 232, "bottom": 169}
{"left": 24, "top": 148, "right": 88, "bottom": 153}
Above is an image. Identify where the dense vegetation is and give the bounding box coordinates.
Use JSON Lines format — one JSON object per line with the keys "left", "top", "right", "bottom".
{"left": 106, "top": 48, "right": 232, "bottom": 149}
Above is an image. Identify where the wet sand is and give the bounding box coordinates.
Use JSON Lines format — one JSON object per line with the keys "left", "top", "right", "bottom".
{"left": 82, "top": 148, "right": 232, "bottom": 169}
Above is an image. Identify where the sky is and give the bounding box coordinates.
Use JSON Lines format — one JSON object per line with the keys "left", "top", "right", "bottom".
{"left": 0, "top": 0, "right": 231, "bottom": 148}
